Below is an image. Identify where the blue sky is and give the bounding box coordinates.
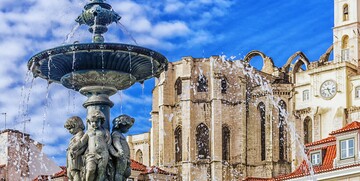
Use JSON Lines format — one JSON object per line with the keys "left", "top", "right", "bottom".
{"left": 0, "top": 0, "right": 333, "bottom": 166}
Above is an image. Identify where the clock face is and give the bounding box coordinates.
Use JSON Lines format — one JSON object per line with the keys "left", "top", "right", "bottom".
{"left": 320, "top": 80, "right": 337, "bottom": 99}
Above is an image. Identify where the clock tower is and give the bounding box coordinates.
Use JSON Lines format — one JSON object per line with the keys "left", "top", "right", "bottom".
{"left": 333, "top": 0, "right": 360, "bottom": 64}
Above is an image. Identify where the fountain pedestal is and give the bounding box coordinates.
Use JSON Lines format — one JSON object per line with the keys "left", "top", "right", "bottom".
{"left": 27, "top": 0, "right": 168, "bottom": 180}
{"left": 80, "top": 86, "right": 116, "bottom": 130}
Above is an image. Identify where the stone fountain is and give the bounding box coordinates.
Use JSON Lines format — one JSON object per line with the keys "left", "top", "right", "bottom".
{"left": 27, "top": 0, "right": 168, "bottom": 180}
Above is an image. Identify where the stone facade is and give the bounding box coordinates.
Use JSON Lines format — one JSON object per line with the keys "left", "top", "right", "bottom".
{"left": 0, "top": 129, "right": 62, "bottom": 181}
{"left": 127, "top": 0, "right": 360, "bottom": 180}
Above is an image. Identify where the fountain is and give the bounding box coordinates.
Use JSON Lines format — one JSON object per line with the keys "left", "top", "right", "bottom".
{"left": 27, "top": 0, "right": 168, "bottom": 180}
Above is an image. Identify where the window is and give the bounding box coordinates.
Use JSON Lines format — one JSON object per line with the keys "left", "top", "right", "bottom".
{"left": 343, "top": 4, "right": 349, "bottom": 21}
{"left": 222, "top": 125, "right": 230, "bottom": 161}
{"left": 175, "top": 78, "right": 182, "bottom": 95}
{"left": 197, "top": 75, "right": 208, "bottom": 92}
{"left": 355, "top": 86, "right": 360, "bottom": 98}
{"left": 221, "top": 77, "right": 228, "bottom": 94}
{"left": 341, "top": 35, "right": 349, "bottom": 61}
{"left": 311, "top": 152, "right": 321, "bottom": 165}
{"left": 136, "top": 150, "right": 143, "bottom": 163}
{"left": 196, "top": 123, "right": 210, "bottom": 159}
{"left": 175, "top": 126, "right": 182, "bottom": 162}
{"left": 303, "top": 90, "right": 310, "bottom": 101}
{"left": 258, "top": 102, "right": 266, "bottom": 161}
{"left": 304, "top": 117, "right": 312, "bottom": 144}
{"left": 279, "top": 100, "right": 287, "bottom": 160}
{"left": 340, "top": 138, "right": 355, "bottom": 159}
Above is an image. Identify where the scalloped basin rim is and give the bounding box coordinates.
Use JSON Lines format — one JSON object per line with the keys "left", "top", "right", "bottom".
{"left": 28, "top": 42, "right": 168, "bottom": 65}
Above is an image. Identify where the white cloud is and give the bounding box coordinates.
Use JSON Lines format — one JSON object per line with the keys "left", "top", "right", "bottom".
{"left": 0, "top": 0, "right": 234, "bottom": 166}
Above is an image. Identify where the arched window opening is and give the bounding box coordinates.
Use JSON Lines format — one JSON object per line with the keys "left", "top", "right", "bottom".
{"left": 136, "top": 149, "right": 143, "bottom": 163}
{"left": 175, "top": 78, "right": 182, "bottom": 95}
{"left": 341, "top": 35, "right": 349, "bottom": 61}
{"left": 355, "top": 86, "right": 360, "bottom": 98}
{"left": 221, "top": 77, "right": 228, "bottom": 94}
{"left": 175, "top": 126, "right": 182, "bottom": 162}
{"left": 196, "top": 123, "right": 210, "bottom": 159}
{"left": 343, "top": 4, "right": 349, "bottom": 21}
{"left": 222, "top": 125, "right": 230, "bottom": 161}
{"left": 197, "top": 75, "right": 208, "bottom": 92}
{"left": 278, "top": 100, "right": 287, "bottom": 161}
{"left": 258, "top": 102, "right": 266, "bottom": 161}
{"left": 304, "top": 117, "right": 312, "bottom": 144}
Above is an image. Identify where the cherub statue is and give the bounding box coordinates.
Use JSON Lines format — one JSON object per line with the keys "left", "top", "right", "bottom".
{"left": 64, "top": 116, "right": 86, "bottom": 181}
{"left": 110, "top": 114, "right": 135, "bottom": 181}
{"left": 70, "top": 110, "right": 111, "bottom": 181}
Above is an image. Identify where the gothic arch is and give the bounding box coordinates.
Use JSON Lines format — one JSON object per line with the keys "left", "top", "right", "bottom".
{"left": 174, "top": 126, "right": 182, "bottom": 162}
{"left": 175, "top": 77, "right": 182, "bottom": 95}
{"left": 196, "top": 123, "right": 210, "bottom": 159}
{"left": 278, "top": 100, "right": 287, "bottom": 161}
{"left": 303, "top": 116, "right": 312, "bottom": 144}
{"left": 319, "top": 45, "right": 333, "bottom": 63}
{"left": 136, "top": 149, "right": 143, "bottom": 163}
{"left": 243, "top": 50, "right": 275, "bottom": 74}
{"left": 257, "top": 102, "right": 266, "bottom": 161}
{"left": 222, "top": 124, "right": 231, "bottom": 161}
{"left": 282, "top": 51, "right": 310, "bottom": 73}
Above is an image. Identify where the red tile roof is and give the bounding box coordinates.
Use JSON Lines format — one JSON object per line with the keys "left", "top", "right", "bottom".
{"left": 274, "top": 121, "right": 360, "bottom": 180}
{"left": 305, "top": 136, "right": 335, "bottom": 147}
{"left": 131, "top": 159, "right": 147, "bottom": 172}
{"left": 330, "top": 121, "right": 360, "bottom": 135}
{"left": 35, "top": 160, "right": 175, "bottom": 180}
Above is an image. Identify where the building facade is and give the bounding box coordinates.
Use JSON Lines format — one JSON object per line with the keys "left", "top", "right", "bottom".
{"left": 0, "top": 129, "right": 62, "bottom": 181}
{"left": 127, "top": 0, "right": 360, "bottom": 180}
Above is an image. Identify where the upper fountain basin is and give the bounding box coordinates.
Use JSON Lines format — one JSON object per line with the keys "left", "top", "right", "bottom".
{"left": 27, "top": 43, "right": 168, "bottom": 91}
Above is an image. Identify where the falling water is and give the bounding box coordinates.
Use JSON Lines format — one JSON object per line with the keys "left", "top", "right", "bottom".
{"left": 117, "top": 21, "right": 138, "bottom": 45}
{"left": 41, "top": 82, "right": 51, "bottom": 143}
{"left": 127, "top": 46, "right": 133, "bottom": 85}
{"left": 63, "top": 23, "right": 81, "bottom": 45}
{"left": 150, "top": 52, "right": 154, "bottom": 76}
{"left": 18, "top": 70, "right": 33, "bottom": 122}
{"left": 117, "top": 91, "right": 123, "bottom": 115}
{"left": 92, "top": 16, "right": 98, "bottom": 43}
{"left": 232, "top": 59, "right": 316, "bottom": 180}
{"left": 24, "top": 78, "right": 35, "bottom": 120}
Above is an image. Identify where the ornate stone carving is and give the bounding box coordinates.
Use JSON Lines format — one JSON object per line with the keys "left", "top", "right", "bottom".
{"left": 64, "top": 116, "right": 86, "bottom": 181}
{"left": 110, "top": 115, "right": 135, "bottom": 181}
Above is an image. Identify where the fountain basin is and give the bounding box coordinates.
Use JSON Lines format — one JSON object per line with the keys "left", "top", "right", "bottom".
{"left": 28, "top": 43, "right": 168, "bottom": 91}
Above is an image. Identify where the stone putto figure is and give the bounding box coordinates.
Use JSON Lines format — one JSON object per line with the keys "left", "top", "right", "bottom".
{"left": 110, "top": 114, "right": 135, "bottom": 181}
{"left": 70, "top": 110, "right": 111, "bottom": 181}
{"left": 64, "top": 116, "right": 86, "bottom": 181}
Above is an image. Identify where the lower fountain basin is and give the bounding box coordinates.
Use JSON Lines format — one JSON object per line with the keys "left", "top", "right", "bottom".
{"left": 28, "top": 43, "right": 168, "bottom": 91}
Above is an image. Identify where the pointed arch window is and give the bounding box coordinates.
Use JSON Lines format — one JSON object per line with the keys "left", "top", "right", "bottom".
{"left": 222, "top": 125, "right": 230, "bottom": 161}
{"left": 258, "top": 102, "right": 266, "bottom": 161}
{"left": 197, "top": 75, "right": 208, "bottom": 92}
{"left": 136, "top": 149, "right": 143, "bottom": 163}
{"left": 341, "top": 35, "right": 349, "bottom": 61}
{"left": 221, "top": 77, "right": 228, "bottom": 94}
{"left": 278, "top": 100, "right": 287, "bottom": 161}
{"left": 175, "top": 126, "right": 182, "bottom": 162}
{"left": 304, "top": 117, "right": 312, "bottom": 144}
{"left": 196, "top": 123, "right": 210, "bottom": 159}
{"left": 343, "top": 4, "right": 349, "bottom": 21}
{"left": 175, "top": 78, "right": 182, "bottom": 95}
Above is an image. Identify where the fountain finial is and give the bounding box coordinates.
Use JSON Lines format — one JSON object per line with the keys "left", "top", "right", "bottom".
{"left": 76, "top": 0, "right": 121, "bottom": 43}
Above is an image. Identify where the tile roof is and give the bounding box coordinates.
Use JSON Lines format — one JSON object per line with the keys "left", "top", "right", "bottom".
{"left": 35, "top": 160, "right": 175, "bottom": 180}
{"left": 247, "top": 121, "right": 360, "bottom": 181}
{"left": 330, "top": 121, "right": 360, "bottom": 135}
{"left": 274, "top": 121, "right": 360, "bottom": 180}
{"left": 304, "top": 136, "right": 335, "bottom": 147}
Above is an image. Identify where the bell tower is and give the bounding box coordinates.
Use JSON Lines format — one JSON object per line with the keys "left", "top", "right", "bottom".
{"left": 333, "top": 0, "right": 360, "bottom": 64}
